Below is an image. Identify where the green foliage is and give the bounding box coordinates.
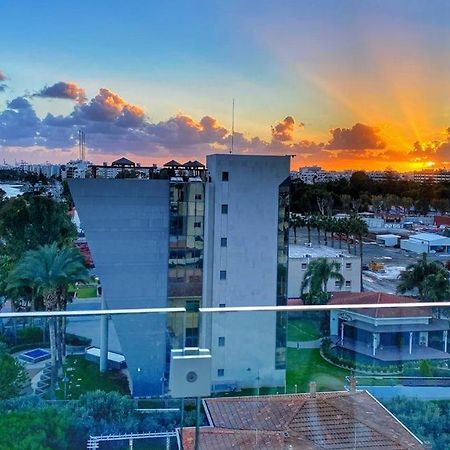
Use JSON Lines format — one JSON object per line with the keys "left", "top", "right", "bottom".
{"left": 17, "top": 327, "right": 43, "bottom": 344}
{"left": 290, "top": 176, "right": 450, "bottom": 215}
{"left": 65, "top": 333, "right": 92, "bottom": 347}
{"left": 419, "top": 360, "right": 432, "bottom": 377}
{"left": 301, "top": 257, "right": 344, "bottom": 301}
{"left": 383, "top": 397, "right": 450, "bottom": 449}
{"left": 0, "top": 407, "right": 71, "bottom": 450}
{"left": 0, "top": 352, "right": 28, "bottom": 400}
{"left": 0, "top": 195, "right": 76, "bottom": 264}
{"left": 397, "top": 253, "right": 450, "bottom": 301}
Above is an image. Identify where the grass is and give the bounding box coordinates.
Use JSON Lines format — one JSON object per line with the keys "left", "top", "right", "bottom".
{"left": 56, "top": 356, "right": 130, "bottom": 400}
{"left": 74, "top": 285, "right": 98, "bottom": 299}
{"left": 286, "top": 348, "right": 350, "bottom": 392}
{"left": 287, "top": 318, "right": 321, "bottom": 342}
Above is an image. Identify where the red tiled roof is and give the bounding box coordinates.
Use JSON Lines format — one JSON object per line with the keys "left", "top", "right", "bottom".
{"left": 328, "top": 292, "right": 432, "bottom": 319}
{"left": 180, "top": 391, "right": 425, "bottom": 449}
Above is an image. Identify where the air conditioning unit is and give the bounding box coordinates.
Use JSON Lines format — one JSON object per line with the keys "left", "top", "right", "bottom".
{"left": 169, "top": 348, "right": 212, "bottom": 398}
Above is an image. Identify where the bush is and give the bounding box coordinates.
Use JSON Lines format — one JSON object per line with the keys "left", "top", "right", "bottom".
{"left": 17, "top": 327, "right": 43, "bottom": 344}
{"left": 65, "top": 334, "right": 91, "bottom": 347}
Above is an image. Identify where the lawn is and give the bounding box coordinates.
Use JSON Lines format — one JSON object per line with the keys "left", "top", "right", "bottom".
{"left": 75, "top": 285, "right": 98, "bottom": 298}
{"left": 287, "top": 318, "right": 321, "bottom": 342}
{"left": 56, "top": 356, "right": 130, "bottom": 399}
{"left": 286, "top": 348, "right": 350, "bottom": 392}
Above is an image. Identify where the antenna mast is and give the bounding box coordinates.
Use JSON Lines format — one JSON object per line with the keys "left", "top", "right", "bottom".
{"left": 230, "top": 98, "right": 234, "bottom": 154}
{"left": 78, "top": 130, "right": 86, "bottom": 160}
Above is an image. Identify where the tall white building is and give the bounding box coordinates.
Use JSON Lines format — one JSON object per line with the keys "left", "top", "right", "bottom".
{"left": 202, "top": 154, "right": 290, "bottom": 389}
{"left": 70, "top": 153, "right": 290, "bottom": 395}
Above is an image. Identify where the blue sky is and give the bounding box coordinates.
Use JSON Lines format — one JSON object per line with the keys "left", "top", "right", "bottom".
{"left": 0, "top": 1, "right": 449, "bottom": 170}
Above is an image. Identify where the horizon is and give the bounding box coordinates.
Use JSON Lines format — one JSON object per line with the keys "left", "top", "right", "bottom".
{"left": 0, "top": 1, "right": 449, "bottom": 172}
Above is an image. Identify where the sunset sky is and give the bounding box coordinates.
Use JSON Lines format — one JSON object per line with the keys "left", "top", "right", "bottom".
{"left": 0, "top": 1, "right": 449, "bottom": 171}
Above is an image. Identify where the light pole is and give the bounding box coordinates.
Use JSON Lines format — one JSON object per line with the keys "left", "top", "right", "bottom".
{"left": 62, "top": 373, "right": 69, "bottom": 400}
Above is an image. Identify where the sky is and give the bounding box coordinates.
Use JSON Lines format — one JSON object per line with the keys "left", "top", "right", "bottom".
{"left": 0, "top": 0, "right": 449, "bottom": 171}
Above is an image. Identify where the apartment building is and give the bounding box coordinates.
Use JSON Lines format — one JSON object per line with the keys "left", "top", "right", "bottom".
{"left": 69, "top": 154, "right": 290, "bottom": 396}
{"left": 288, "top": 244, "right": 361, "bottom": 299}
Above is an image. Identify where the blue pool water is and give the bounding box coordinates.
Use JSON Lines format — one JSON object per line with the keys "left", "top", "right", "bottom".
{"left": 24, "top": 349, "right": 49, "bottom": 358}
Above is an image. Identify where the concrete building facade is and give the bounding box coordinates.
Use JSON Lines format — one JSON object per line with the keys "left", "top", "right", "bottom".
{"left": 70, "top": 154, "right": 290, "bottom": 396}
{"left": 288, "top": 245, "right": 361, "bottom": 299}
{"left": 202, "top": 154, "right": 290, "bottom": 390}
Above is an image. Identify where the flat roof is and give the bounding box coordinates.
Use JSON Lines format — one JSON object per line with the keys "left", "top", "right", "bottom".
{"left": 376, "top": 234, "right": 401, "bottom": 239}
{"left": 289, "top": 244, "right": 355, "bottom": 259}
{"left": 410, "top": 232, "right": 450, "bottom": 242}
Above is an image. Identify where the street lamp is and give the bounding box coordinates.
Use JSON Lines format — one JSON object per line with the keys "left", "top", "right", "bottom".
{"left": 62, "top": 373, "right": 69, "bottom": 400}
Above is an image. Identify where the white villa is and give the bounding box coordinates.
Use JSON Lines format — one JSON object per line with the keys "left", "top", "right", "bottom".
{"left": 329, "top": 292, "right": 450, "bottom": 361}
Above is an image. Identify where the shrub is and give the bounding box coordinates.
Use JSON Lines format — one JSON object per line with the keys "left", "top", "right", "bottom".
{"left": 17, "top": 327, "right": 43, "bottom": 344}
{"left": 65, "top": 334, "right": 92, "bottom": 347}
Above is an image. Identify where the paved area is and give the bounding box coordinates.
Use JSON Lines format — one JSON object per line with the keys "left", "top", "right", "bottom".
{"left": 291, "top": 228, "right": 450, "bottom": 295}
{"left": 335, "top": 337, "right": 449, "bottom": 361}
{"left": 67, "top": 298, "right": 122, "bottom": 353}
{"left": 287, "top": 339, "right": 322, "bottom": 349}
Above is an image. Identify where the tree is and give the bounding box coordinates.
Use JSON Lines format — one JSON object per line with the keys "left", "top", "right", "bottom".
{"left": 289, "top": 215, "right": 303, "bottom": 244}
{"left": 0, "top": 346, "right": 28, "bottom": 400}
{"left": 0, "top": 194, "right": 77, "bottom": 302}
{"left": 348, "top": 216, "right": 368, "bottom": 291}
{"left": 7, "top": 244, "right": 89, "bottom": 396}
{"left": 301, "top": 257, "right": 344, "bottom": 304}
{"left": 397, "top": 253, "right": 450, "bottom": 300}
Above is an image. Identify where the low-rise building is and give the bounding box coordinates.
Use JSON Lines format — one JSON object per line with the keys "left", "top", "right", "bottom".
{"left": 288, "top": 244, "right": 361, "bottom": 298}
{"left": 400, "top": 232, "right": 450, "bottom": 254}
{"left": 180, "top": 390, "right": 425, "bottom": 449}
{"left": 329, "top": 292, "right": 450, "bottom": 361}
{"left": 375, "top": 234, "right": 400, "bottom": 247}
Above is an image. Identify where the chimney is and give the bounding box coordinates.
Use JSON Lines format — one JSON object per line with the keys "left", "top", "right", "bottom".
{"left": 309, "top": 381, "right": 316, "bottom": 398}
{"left": 349, "top": 376, "right": 357, "bottom": 392}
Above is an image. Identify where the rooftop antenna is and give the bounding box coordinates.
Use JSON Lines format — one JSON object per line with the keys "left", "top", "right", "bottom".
{"left": 230, "top": 98, "right": 235, "bottom": 154}
{"left": 78, "top": 130, "right": 86, "bottom": 161}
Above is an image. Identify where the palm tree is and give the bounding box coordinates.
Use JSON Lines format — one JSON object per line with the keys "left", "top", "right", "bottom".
{"left": 397, "top": 253, "right": 449, "bottom": 300}
{"left": 289, "top": 215, "right": 303, "bottom": 244}
{"left": 349, "top": 216, "right": 368, "bottom": 291}
{"left": 301, "top": 257, "right": 344, "bottom": 304}
{"left": 7, "top": 243, "right": 89, "bottom": 395}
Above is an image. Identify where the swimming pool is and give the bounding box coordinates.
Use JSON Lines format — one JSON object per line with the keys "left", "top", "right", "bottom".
{"left": 20, "top": 348, "right": 51, "bottom": 364}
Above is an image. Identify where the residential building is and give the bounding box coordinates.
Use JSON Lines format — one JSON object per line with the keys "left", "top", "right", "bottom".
{"left": 202, "top": 154, "right": 290, "bottom": 390}
{"left": 69, "top": 154, "right": 290, "bottom": 396}
{"left": 61, "top": 159, "right": 92, "bottom": 179}
{"left": 413, "top": 169, "right": 450, "bottom": 183}
{"left": 180, "top": 390, "right": 425, "bottom": 449}
{"left": 400, "top": 232, "right": 450, "bottom": 254}
{"left": 329, "top": 292, "right": 450, "bottom": 361}
{"left": 288, "top": 244, "right": 361, "bottom": 298}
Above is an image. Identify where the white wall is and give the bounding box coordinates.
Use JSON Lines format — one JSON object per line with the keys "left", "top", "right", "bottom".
{"left": 203, "top": 154, "right": 290, "bottom": 388}
{"left": 288, "top": 255, "right": 361, "bottom": 298}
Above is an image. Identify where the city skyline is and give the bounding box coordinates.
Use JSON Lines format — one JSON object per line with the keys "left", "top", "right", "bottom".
{"left": 0, "top": 1, "right": 449, "bottom": 172}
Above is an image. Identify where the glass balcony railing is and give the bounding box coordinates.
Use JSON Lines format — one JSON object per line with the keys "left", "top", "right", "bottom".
{"left": 0, "top": 302, "right": 449, "bottom": 449}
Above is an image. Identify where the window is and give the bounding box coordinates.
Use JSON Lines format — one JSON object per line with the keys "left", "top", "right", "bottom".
{"left": 221, "top": 204, "right": 228, "bottom": 214}
{"left": 217, "top": 369, "right": 224, "bottom": 377}
{"left": 220, "top": 270, "right": 227, "bottom": 280}
{"left": 218, "top": 337, "right": 225, "bottom": 346}
{"left": 222, "top": 171, "right": 229, "bottom": 181}
{"left": 219, "top": 303, "right": 226, "bottom": 308}
{"left": 346, "top": 262, "right": 352, "bottom": 269}
{"left": 195, "top": 194, "right": 202, "bottom": 200}
{"left": 335, "top": 280, "right": 343, "bottom": 288}
{"left": 194, "top": 221, "right": 201, "bottom": 228}
{"left": 345, "top": 280, "right": 351, "bottom": 287}
{"left": 221, "top": 237, "right": 227, "bottom": 247}
{"left": 301, "top": 263, "right": 307, "bottom": 269}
